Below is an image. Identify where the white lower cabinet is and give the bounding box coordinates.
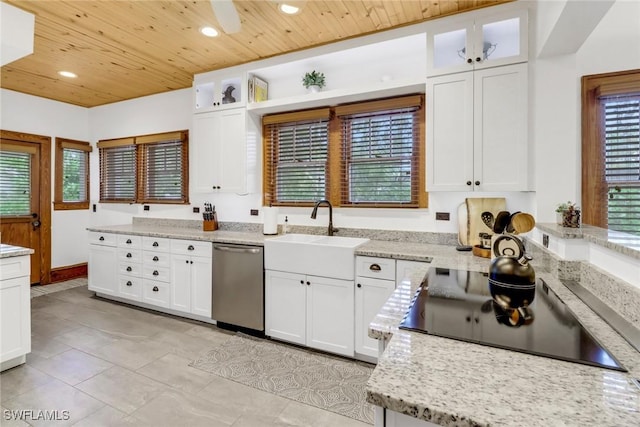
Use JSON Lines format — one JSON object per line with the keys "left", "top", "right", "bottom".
{"left": 355, "top": 276, "right": 395, "bottom": 358}
{"left": 88, "top": 232, "right": 117, "bottom": 296}
{"left": 88, "top": 232, "right": 212, "bottom": 319}
{"left": 265, "top": 270, "right": 354, "bottom": 357}
{"left": 1, "top": 254, "right": 31, "bottom": 372}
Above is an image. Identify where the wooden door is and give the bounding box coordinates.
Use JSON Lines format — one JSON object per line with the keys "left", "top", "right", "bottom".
{"left": 0, "top": 130, "right": 51, "bottom": 285}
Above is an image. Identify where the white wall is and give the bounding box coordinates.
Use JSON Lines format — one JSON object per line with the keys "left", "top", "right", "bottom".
{"left": 531, "top": 0, "right": 640, "bottom": 223}
{"left": 0, "top": 88, "right": 90, "bottom": 268}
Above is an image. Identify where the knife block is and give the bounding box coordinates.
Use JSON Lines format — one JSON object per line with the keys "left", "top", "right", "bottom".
{"left": 203, "top": 217, "right": 218, "bottom": 231}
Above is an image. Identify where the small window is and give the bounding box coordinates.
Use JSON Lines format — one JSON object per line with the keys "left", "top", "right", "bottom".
{"left": 54, "top": 138, "right": 92, "bottom": 210}
{"left": 98, "top": 131, "right": 189, "bottom": 204}
{"left": 0, "top": 146, "right": 33, "bottom": 216}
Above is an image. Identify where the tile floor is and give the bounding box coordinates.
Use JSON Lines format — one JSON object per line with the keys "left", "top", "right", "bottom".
{"left": 1, "top": 284, "right": 371, "bottom": 426}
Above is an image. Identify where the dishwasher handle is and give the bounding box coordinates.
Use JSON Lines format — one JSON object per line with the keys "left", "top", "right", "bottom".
{"left": 214, "top": 245, "right": 261, "bottom": 255}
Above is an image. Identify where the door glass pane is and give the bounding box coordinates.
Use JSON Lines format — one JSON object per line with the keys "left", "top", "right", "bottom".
{"left": 433, "top": 28, "right": 467, "bottom": 69}
{"left": 0, "top": 150, "right": 31, "bottom": 215}
{"left": 481, "top": 17, "right": 520, "bottom": 62}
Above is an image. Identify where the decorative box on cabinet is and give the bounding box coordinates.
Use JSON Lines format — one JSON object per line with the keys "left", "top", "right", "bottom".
{"left": 265, "top": 269, "right": 354, "bottom": 357}
{"left": 427, "top": 9, "right": 527, "bottom": 77}
{"left": 426, "top": 63, "right": 528, "bottom": 192}
{"left": 192, "top": 108, "right": 258, "bottom": 194}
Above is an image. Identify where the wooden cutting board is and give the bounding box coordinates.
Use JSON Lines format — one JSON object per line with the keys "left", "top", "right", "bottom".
{"left": 465, "top": 197, "right": 506, "bottom": 246}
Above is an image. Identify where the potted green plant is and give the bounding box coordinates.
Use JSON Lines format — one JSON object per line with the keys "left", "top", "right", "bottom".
{"left": 555, "top": 201, "right": 581, "bottom": 228}
{"left": 302, "top": 70, "right": 326, "bottom": 93}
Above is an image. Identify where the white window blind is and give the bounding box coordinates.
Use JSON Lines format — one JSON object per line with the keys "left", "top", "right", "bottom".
{"left": 265, "top": 119, "right": 329, "bottom": 204}
{"left": 62, "top": 148, "right": 88, "bottom": 202}
{"left": 0, "top": 150, "right": 31, "bottom": 216}
{"left": 602, "top": 94, "right": 640, "bottom": 235}
{"left": 99, "top": 145, "right": 136, "bottom": 202}
{"left": 340, "top": 107, "right": 421, "bottom": 207}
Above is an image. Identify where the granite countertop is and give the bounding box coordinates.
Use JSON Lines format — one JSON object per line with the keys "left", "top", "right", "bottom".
{"left": 0, "top": 244, "right": 34, "bottom": 259}
{"left": 366, "top": 254, "right": 640, "bottom": 426}
{"left": 536, "top": 223, "right": 640, "bottom": 261}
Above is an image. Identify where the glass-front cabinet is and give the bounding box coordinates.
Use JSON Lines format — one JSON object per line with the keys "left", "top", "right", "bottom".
{"left": 193, "top": 71, "right": 246, "bottom": 113}
{"left": 427, "top": 9, "right": 527, "bottom": 76}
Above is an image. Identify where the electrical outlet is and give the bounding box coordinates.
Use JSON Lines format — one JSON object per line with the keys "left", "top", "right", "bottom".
{"left": 143, "top": 205, "right": 150, "bottom": 211}
{"left": 92, "top": 204, "right": 96, "bottom": 212}
{"left": 250, "top": 209, "right": 259, "bottom": 216}
{"left": 435, "top": 212, "right": 450, "bottom": 221}
{"left": 543, "top": 234, "right": 549, "bottom": 248}
{"left": 193, "top": 207, "right": 200, "bottom": 213}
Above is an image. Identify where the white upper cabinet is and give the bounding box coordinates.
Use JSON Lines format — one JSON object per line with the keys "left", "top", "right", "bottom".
{"left": 427, "top": 9, "right": 527, "bottom": 77}
{"left": 191, "top": 108, "right": 259, "bottom": 194}
{"left": 427, "top": 63, "right": 528, "bottom": 192}
{"left": 193, "top": 70, "right": 247, "bottom": 113}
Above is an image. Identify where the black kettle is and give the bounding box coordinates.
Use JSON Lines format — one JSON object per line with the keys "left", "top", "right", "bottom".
{"left": 488, "top": 235, "right": 536, "bottom": 309}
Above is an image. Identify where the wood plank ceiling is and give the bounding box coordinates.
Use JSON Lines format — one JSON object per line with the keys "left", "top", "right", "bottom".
{"left": 1, "top": 0, "right": 511, "bottom": 108}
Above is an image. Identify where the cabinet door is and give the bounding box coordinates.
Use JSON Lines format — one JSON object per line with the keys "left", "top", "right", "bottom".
{"left": 355, "top": 276, "right": 395, "bottom": 358}
{"left": 218, "top": 108, "right": 247, "bottom": 193}
{"left": 427, "top": 19, "right": 474, "bottom": 76}
{"left": 265, "top": 270, "right": 306, "bottom": 346}
{"left": 473, "top": 64, "right": 528, "bottom": 191}
{"left": 190, "top": 256, "right": 212, "bottom": 318}
{"left": 426, "top": 72, "right": 474, "bottom": 191}
{"left": 170, "top": 254, "right": 192, "bottom": 313}
{"left": 473, "top": 10, "right": 528, "bottom": 71}
{"left": 1, "top": 270, "right": 31, "bottom": 363}
{"left": 88, "top": 244, "right": 117, "bottom": 296}
{"left": 192, "top": 111, "right": 221, "bottom": 193}
{"left": 306, "top": 275, "right": 354, "bottom": 357}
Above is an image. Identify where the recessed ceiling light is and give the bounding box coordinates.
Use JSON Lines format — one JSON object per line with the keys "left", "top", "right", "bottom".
{"left": 279, "top": 3, "right": 300, "bottom": 15}
{"left": 58, "top": 71, "right": 77, "bottom": 78}
{"left": 200, "top": 26, "right": 219, "bottom": 37}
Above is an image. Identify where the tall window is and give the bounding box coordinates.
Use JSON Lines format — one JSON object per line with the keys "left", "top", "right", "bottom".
{"left": 54, "top": 138, "right": 92, "bottom": 210}
{"left": 263, "top": 95, "right": 426, "bottom": 208}
{"left": 582, "top": 69, "right": 640, "bottom": 235}
{"left": 98, "top": 131, "right": 188, "bottom": 204}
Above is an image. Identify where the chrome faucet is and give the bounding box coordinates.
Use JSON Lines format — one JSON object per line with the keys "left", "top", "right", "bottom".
{"left": 310, "top": 199, "right": 337, "bottom": 236}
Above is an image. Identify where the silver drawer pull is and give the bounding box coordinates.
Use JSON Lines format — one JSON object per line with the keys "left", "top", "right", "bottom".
{"left": 152, "top": 286, "right": 159, "bottom": 292}
{"left": 369, "top": 263, "right": 381, "bottom": 271}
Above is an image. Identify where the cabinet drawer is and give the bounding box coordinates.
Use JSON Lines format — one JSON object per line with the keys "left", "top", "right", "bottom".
{"left": 142, "top": 251, "right": 171, "bottom": 268}
{"left": 117, "top": 235, "right": 142, "bottom": 249}
{"left": 88, "top": 232, "right": 116, "bottom": 247}
{"left": 142, "top": 237, "right": 171, "bottom": 253}
{"left": 0, "top": 255, "right": 30, "bottom": 281}
{"left": 118, "top": 262, "right": 142, "bottom": 277}
{"left": 118, "top": 276, "right": 142, "bottom": 300}
{"left": 356, "top": 256, "right": 396, "bottom": 280}
{"left": 118, "top": 248, "right": 142, "bottom": 263}
{"left": 171, "top": 240, "right": 212, "bottom": 257}
{"left": 142, "top": 280, "right": 170, "bottom": 308}
{"left": 143, "top": 265, "right": 171, "bottom": 283}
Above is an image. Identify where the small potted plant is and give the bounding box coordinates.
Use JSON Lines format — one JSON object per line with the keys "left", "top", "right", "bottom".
{"left": 302, "top": 70, "right": 326, "bottom": 93}
{"left": 556, "top": 201, "right": 581, "bottom": 228}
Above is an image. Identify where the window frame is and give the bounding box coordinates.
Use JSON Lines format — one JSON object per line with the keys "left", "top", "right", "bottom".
{"left": 97, "top": 130, "right": 189, "bottom": 205}
{"left": 262, "top": 95, "right": 426, "bottom": 209}
{"left": 581, "top": 69, "right": 640, "bottom": 229}
{"left": 53, "top": 137, "right": 92, "bottom": 210}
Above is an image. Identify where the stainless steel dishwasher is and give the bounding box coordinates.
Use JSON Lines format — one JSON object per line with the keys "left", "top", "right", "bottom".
{"left": 212, "top": 243, "right": 264, "bottom": 332}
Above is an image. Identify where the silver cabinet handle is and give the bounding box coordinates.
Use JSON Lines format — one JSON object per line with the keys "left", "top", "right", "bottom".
{"left": 214, "top": 245, "right": 260, "bottom": 254}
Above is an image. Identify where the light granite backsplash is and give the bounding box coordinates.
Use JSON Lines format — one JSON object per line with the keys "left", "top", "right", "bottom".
{"left": 525, "top": 238, "right": 582, "bottom": 281}
{"left": 132, "top": 218, "right": 458, "bottom": 245}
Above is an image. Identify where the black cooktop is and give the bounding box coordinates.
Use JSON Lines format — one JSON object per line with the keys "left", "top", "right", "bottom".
{"left": 399, "top": 268, "right": 626, "bottom": 372}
